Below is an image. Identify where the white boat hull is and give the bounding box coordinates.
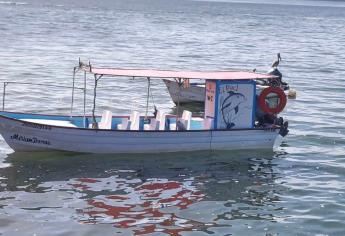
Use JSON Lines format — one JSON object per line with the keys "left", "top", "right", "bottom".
{"left": 0, "top": 115, "right": 281, "bottom": 153}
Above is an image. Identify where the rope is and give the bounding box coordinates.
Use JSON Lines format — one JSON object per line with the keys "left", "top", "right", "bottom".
{"left": 148, "top": 80, "right": 158, "bottom": 116}
{"left": 149, "top": 82, "right": 156, "bottom": 108}
{"left": 91, "top": 74, "right": 102, "bottom": 128}
{"left": 1, "top": 81, "right": 83, "bottom": 90}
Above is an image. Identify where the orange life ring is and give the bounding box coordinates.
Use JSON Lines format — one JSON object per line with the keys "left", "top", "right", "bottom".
{"left": 258, "top": 87, "right": 287, "bottom": 114}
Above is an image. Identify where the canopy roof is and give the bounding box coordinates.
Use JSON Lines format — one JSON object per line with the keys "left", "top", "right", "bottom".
{"left": 81, "top": 66, "right": 277, "bottom": 80}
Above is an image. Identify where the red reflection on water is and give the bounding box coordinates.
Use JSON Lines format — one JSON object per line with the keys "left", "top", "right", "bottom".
{"left": 78, "top": 178, "right": 100, "bottom": 183}
{"left": 71, "top": 178, "right": 101, "bottom": 190}
{"left": 74, "top": 177, "right": 206, "bottom": 235}
{"left": 107, "top": 195, "right": 129, "bottom": 200}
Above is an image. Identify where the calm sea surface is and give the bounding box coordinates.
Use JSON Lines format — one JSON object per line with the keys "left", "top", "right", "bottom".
{"left": 0, "top": 0, "right": 345, "bottom": 235}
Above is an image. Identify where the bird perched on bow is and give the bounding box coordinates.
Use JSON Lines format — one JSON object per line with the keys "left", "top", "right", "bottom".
{"left": 271, "top": 53, "right": 281, "bottom": 68}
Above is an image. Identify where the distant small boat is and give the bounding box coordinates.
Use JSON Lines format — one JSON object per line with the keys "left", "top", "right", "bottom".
{"left": 164, "top": 79, "right": 205, "bottom": 104}
{"left": 0, "top": 60, "right": 289, "bottom": 154}
{"left": 164, "top": 68, "right": 291, "bottom": 104}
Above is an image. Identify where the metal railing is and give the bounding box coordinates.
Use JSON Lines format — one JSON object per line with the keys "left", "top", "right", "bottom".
{"left": 1, "top": 81, "right": 85, "bottom": 111}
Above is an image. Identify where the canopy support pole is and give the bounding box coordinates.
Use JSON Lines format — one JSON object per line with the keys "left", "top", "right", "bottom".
{"left": 149, "top": 81, "right": 157, "bottom": 116}
{"left": 70, "top": 67, "right": 77, "bottom": 119}
{"left": 91, "top": 74, "right": 103, "bottom": 129}
{"left": 145, "top": 77, "right": 150, "bottom": 120}
{"left": 2, "top": 82, "right": 7, "bottom": 111}
{"left": 176, "top": 78, "right": 182, "bottom": 131}
{"left": 83, "top": 70, "right": 87, "bottom": 128}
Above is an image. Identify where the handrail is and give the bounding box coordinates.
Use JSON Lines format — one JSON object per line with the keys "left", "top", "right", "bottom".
{"left": 2, "top": 81, "right": 84, "bottom": 90}
{"left": 1, "top": 81, "right": 85, "bottom": 111}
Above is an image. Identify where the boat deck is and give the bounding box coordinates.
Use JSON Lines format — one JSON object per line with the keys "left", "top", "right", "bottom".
{"left": 0, "top": 111, "right": 208, "bottom": 131}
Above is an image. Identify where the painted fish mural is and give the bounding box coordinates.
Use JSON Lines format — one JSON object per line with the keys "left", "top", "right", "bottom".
{"left": 220, "top": 91, "right": 246, "bottom": 129}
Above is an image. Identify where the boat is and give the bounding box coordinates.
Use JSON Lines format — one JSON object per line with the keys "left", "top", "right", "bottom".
{"left": 164, "top": 79, "right": 205, "bottom": 104}
{"left": 164, "top": 77, "right": 294, "bottom": 104}
{"left": 0, "top": 61, "right": 289, "bottom": 153}
{"left": 164, "top": 62, "right": 294, "bottom": 104}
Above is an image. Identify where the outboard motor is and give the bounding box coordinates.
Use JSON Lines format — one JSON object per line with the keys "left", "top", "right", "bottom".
{"left": 267, "top": 68, "right": 289, "bottom": 90}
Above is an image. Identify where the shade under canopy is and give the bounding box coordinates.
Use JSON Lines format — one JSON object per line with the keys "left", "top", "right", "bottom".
{"left": 81, "top": 66, "right": 277, "bottom": 81}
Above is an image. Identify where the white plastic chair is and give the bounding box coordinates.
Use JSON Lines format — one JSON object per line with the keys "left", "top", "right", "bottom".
{"left": 117, "top": 117, "right": 129, "bottom": 130}
{"left": 182, "top": 110, "right": 192, "bottom": 130}
{"left": 117, "top": 111, "right": 139, "bottom": 130}
{"left": 144, "top": 111, "right": 162, "bottom": 131}
{"left": 130, "top": 111, "right": 140, "bottom": 130}
{"left": 143, "top": 119, "right": 154, "bottom": 130}
{"left": 169, "top": 110, "right": 192, "bottom": 130}
{"left": 98, "top": 110, "right": 113, "bottom": 129}
{"left": 158, "top": 112, "right": 167, "bottom": 131}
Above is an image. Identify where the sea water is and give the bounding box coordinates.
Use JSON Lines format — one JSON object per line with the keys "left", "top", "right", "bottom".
{"left": 0, "top": 0, "right": 345, "bottom": 235}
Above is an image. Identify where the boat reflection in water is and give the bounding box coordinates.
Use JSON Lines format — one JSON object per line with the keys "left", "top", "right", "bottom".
{"left": 0, "top": 150, "right": 286, "bottom": 235}
{"left": 75, "top": 177, "right": 205, "bottom": 234}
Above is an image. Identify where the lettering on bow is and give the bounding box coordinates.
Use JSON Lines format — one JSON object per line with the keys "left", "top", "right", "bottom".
{"left": 10, "top": 134, "right": 51, "bottom": 145}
